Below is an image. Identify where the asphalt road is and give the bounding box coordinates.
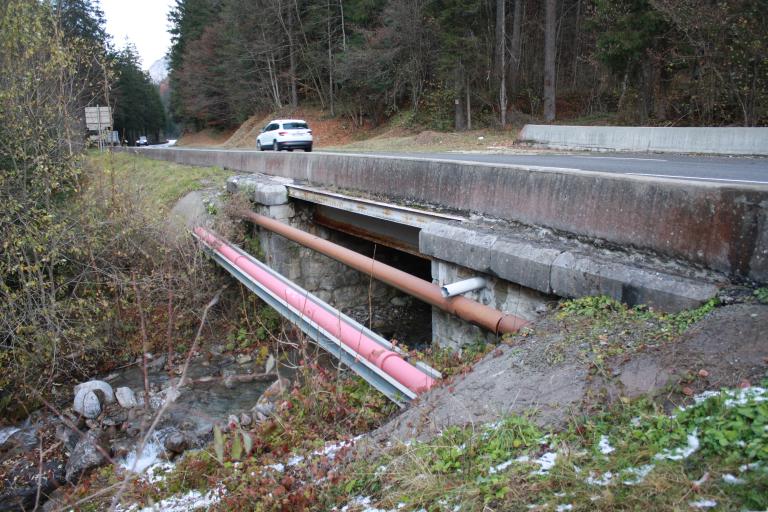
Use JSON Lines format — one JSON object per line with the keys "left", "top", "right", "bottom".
{"left": 151, "top": 145, "right": 768, "bottom": 185}
{"left": 357, "top": 151, "right": 768, "bottom": 185}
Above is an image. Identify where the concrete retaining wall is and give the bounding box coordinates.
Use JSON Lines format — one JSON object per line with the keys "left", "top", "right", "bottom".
{"left": 518, "top": 125, "right": 768, "bottom": 155}
{"left": 121, "top": 147, "right": 768, "bottom": 283}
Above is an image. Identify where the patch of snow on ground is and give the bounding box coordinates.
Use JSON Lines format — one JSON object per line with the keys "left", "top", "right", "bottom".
{"left": 654, "top": 430, "right": 699, "bottom": 461}
{"left": 585, "top": 471, "right": 613, "bottom": 486}
{"left": 144, "top": 461, "right": 175, "bottom": 484}
{"left": 621, "top": 464, "right": 654, "bottom": 485}
{"left": 266, "top": 462, "right": 285, "bottom": 473}
{"left": 722, "top": 473, "right": 745, "bottom": 485}
{"left": 121, "top": 438, "right": 165, "bottom": 474}
{"left": 688, "top": 499, "right": 717, "bottom": 509}
{"left": 555, "top": 504, "right": 573, "bottom": 511}
{"left": 739, "top": 462, "right": 763, "bottom": 472}
{"left": 531, "top": 452, "right": 558, "bottom": 475}
{"left": 118, "top": 488, "right": 223, "bottom": 512}
{"left": 723, "top": 387, "right": 767, "bottom": 408}
{"left": 339, "top": 495, "right": 397, "bottom": 512}
{"left": 489, "top": 459, "right": 514, "bottom": 474}
{"left": 598, "top": 435, "right": 615, "bottom": 455}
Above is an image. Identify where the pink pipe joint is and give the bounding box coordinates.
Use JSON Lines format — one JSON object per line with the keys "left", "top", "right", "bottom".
{"left": 195, "top": 227, "right": 435, "bottom": 395}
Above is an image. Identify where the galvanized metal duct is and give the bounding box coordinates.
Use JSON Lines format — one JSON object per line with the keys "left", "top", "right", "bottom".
{"left": 195, "top": 227, "right": 437, "bottom": 403}
{"left": 238, "top": 210, "right": 530, "bottom": 335}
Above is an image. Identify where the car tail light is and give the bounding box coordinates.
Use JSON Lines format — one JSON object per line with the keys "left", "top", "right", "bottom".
{"left": 278, "top": 131, "right": 287, "bottom": 136}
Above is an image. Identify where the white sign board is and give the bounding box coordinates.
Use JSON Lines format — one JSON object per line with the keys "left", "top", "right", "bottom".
{"left": 84, "top": 106, "right": 112, "bottom": 130}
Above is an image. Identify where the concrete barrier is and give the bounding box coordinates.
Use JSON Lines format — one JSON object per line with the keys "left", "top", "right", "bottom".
{"left": 120, "top": 147, "right": 768, "bottom": 283}
{"left": 518, "top": 125, "right": 768, "bottom": 155}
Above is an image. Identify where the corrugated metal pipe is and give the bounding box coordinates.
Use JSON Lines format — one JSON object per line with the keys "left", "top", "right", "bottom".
{"left": 237, "top": 210, "right": 530, "bottom": 335}
{"left": 195, "top": 227, "right": 436, "bottom": 394}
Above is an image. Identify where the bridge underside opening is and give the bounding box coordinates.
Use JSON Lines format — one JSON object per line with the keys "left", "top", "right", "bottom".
{"left": 313, "top": 217, "right": 433, "bottom": 349}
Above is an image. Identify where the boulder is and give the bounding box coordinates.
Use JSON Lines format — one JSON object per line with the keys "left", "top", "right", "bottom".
{"left": 73, "top": 389, "right": 101, "bottom": 419}
{"left": 65, "top": 429, "right": 106, "bottom": 483}
{"left": 73, "top": 381, "right": 115, "bottom": 404}
{"left": 115, "top": 387, "right": 138, "bottom": 408}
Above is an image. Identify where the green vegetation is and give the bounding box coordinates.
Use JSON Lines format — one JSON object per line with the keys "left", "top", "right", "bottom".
{"left": 87, "top": 151, "right": 230, "bottom": 208}
{"left": 329, "top": 384, "right": 768, "bottom": 511}
{"left": 167, "top": 0, "right": 766, "bottom": 131}
{"left": 534, "top": 296, "right": 719, "bottom": 366}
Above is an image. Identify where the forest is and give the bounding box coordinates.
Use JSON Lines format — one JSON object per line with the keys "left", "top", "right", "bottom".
{"left": 167, "top": 0, "right": 768, "bottom": 131}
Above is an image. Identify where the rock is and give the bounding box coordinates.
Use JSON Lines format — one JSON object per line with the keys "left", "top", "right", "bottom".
{"left": 390, "top": 296, "right": 408, "bottom": 307}
{"left": 73, "top": 380, "right": 115, "bottom": 404}
{"left": 227, "top": 415, "right": 239, "bottom": 429}
{"left": 236, "top": 354, "right": 253, "bottom": 365}
{"left": 110, "top": 438, "right": 133, "bottom": 459}
{"left": 0, "top": 456, "right": 64, "bottom": 512}
{"left": 42, "top": 486, "right": 69, "bottom": 512}
{"left": 250, "top": 377, "right": 289, "bottom": 422}
{"left": 264, "top": 354, "right": 276, "bottom": 374}
{"left": 115, "top": 387, "right": 138, "bottom": 408}
{"left": 65, "top": 429, "right": 106, "bottom": 483}
{"left": 0, "top": 427, "right": 38, "bottom": 457}
{"left": 55, "top": 424, "right": 78, "bottom": 451}
{"left": 102, "top": 404, "right": 128, "bottom": 426}
{"left": 209, "top": 344, "right": 225, "bottom": 356}
{"left": 73, "top": 389, "right": 102, "bottom": 419}
{"left": 147, "top": 354, "right": 167, "bottom": 371}
{"left": 239, "top": 413, "right": 252, "bottom": 426}
{"left": 162, "top": 429, "right": 188, "bottom": 454}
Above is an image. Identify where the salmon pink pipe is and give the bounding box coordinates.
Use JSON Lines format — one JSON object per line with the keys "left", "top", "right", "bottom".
{"left": 195, "top": 227, "right": 435, "bottom": 394}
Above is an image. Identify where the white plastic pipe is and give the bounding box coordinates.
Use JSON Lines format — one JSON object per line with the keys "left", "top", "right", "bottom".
{"left": 441, "top": 277, "right": 487, "bottom": 298}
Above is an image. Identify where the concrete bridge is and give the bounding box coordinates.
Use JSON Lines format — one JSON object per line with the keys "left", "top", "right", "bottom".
{"left": 124, "top": 147, "right": 767, "bottom": 349}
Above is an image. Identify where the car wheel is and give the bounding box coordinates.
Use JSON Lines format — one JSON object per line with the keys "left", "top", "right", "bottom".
{"left": 257, "top": 140, "right": 263, "bottom": 151}
{"left": 305, "top": 145, "right": 312, "bottom": 152}
{"left": 287, "top": 148, "right": 294, "bottom": 152}
{"left": 273, "top": 140, "right": 280, "bottom": 151}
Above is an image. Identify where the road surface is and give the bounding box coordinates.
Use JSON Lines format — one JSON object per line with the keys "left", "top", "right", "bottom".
{"left": 150, "top": 146, "right": 768, "bottom": 185}
{"left": 355, "top": 151, "right": 768, "bottom": 185}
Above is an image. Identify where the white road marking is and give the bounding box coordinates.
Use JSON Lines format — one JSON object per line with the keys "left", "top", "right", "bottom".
{"left": 628, "top": 173, "right": 768, "bottom": 185}
{"left": 573, "top": 156, "right": 668, "bottom": 162}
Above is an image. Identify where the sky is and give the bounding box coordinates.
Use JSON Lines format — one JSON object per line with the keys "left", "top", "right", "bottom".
{"left": 101, "top": 0, "right": 175, "bottom": 70}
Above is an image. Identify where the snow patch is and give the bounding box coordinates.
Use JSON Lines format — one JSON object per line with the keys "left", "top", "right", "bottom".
{"left": 118, "top": 488, "right": 223, "bottom": 512}
{"left": 654, "top": 430, "right": 699, "bottom": 461}
{"left": 531, "top": 452, "right": 558, "bottom": 475}
{"left": 555, "top": 505, "right": 573, "bottom": 511}
{"left": 598, "top": 435, "right": 615, "bottom": 455}
{"left": 688, "top": 499, "right": 717, "bottom": 509}
{"left": 621, "top": 464, "right": 654, "bottom": 485}
{"left": 585, "top": 471, "right": 613, "bottom": 486}
{"left": 722, "top": 473, "right": 745, "bottom": 485}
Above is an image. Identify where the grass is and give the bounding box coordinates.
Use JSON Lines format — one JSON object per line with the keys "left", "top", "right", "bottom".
{"left": 514, "top": 296, "right": 721, "bottom": 367}
{"left": 86, "top": 150, "right": 232, "bottom": 209}
{"left": 334, "top": 384, "right": 768, "bottom": 511}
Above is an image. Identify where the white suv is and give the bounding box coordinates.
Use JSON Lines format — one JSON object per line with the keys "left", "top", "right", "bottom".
{"left": 256, "top": 119, "right": 313, "bottom": 152}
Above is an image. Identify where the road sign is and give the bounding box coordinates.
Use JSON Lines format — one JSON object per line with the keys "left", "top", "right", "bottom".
{"left": 84, "top": 106, "right": 112, "bottom": 130}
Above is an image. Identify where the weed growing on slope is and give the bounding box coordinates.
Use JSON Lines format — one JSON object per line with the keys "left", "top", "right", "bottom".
{"left": 538, "top": 296, "right": 719, "bottom": 366}
{"left": 329, "top": 383, "right": 768, "bottom": 511}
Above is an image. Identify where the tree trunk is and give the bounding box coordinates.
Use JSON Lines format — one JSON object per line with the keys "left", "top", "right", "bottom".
{"left": 496, "top": 0, "right": 507, "bottom": 127}
{"left": 454, "top": 65, "right": 465, "bottom": 131}
{"left": 543, "top": 0, "right": 556, "bottom": 122}
{"left": 509, "top": 0, "right": 522, "bottom": 93}
{"left": 327, "top": 0, "right": 334, "bottom": 116}
{"left": 288, "top": 6, "right": 298, "bottom": 108}
{"left": 466, "top": 76, "right": 472, "bottom": 130}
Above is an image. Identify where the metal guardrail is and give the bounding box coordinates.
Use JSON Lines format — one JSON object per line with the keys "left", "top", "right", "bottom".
{"left": 195, "top": 233, "right": 440, "bottom": 406}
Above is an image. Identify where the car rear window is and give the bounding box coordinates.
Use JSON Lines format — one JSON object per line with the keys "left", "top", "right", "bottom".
{"left": 283, "top": 122, "right": 308, "bottom": 129}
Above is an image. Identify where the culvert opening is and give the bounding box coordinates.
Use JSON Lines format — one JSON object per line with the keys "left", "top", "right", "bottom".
{"left": 319, "top": 227, "right": 433, "bottom": 349}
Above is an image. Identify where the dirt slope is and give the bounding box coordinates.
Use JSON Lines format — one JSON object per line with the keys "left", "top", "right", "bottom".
{"left": 370, "top": 303, "right": 768, "bottom": 446}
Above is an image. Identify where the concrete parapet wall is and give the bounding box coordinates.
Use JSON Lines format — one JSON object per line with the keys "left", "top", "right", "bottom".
{"left": 518, "top": 125, "right": 768, "bottom": 156}
{"left": 420, "top": 222, "right": 722, "bottom": 313}
{"left": 121, "top": 147, "right": 768, "bottom": 283}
